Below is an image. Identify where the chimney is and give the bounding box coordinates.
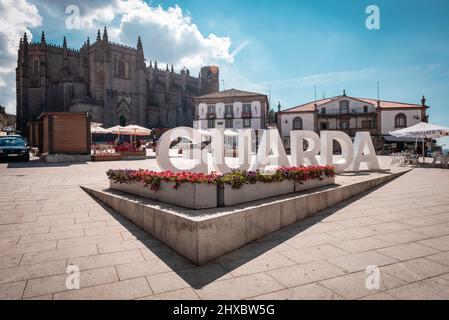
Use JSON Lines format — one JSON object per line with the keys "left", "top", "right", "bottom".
{"left": 277, "top": 101, "right": 281, "bottom": 112}
{"left": 421, "top": 95, "right": 426, "bottom": 106}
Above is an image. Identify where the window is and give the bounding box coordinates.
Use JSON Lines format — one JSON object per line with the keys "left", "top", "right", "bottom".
{"left": 118, "top": 61, "right": 126, "bottom": 78}
{"left": 340, "top": 100, "right": 349, "bottom": 114}
{"left": 321, "top": 108, "right": 326, "bottom": 115}
{"left": 225, "top": 105, "right": 233, "bottom": 117}
{"left": 225, "top": 119, "right": 233, "bottom": 128}
{"left": 208, "top": 120, "right": 215, "bottom": 128}
{"left": 339, "top": 120, "right": 349, "bottom": 129}
{"left": 207, "top": 71, "right": 212, "bottom": 80}
{"left": 395, "top": 113, "right": 407, "bottom": 128}
{"left": 363, "top": 105, "right": 368, "bottom": 113}
{"left": 33, "top": 60, "right": 39, "bottom": 78}
{"left": 67, "top": 86, "right": 74, "bottom": 98}
{"left": 362, "top": 120, "right": 376, "bottom": 129}
{"left": 292, "top": 117, "right": 303, "bottom": 130}
{"left": 320, "top": 122, "right": 328, "bottom": 130}
{"left": 207, "top": 105, "right": 216, "bottom": 113}
{"left": 243, "top": 118, "right": 251, "bottom": 127}
{"left": 243, "top": 104, "right": 251, "bottom": 113}
{"left": 362, "top": 120, "right": 372, "bottom": 129}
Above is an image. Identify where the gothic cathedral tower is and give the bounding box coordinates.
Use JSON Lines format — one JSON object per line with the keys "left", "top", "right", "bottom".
{"left": 200, "top": 66, "right": 219, "bottom": 95}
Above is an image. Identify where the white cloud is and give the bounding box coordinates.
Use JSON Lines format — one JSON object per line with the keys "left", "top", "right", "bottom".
{"left": 258, "top": 68, "right": 380, "bottom": 88}
{"left": 0, "top": 0, "right": 42, "bottom": 114}
{"left": 0, "top": 0, "right": 245, "bottom": 114}
{"left": 113, "top": 1, "right": 235, "bottom": 69}
{"left": 34, "top": 0, "right": 240, "bottom": 69}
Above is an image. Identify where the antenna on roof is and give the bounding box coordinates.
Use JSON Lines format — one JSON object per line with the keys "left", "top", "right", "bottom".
{"left": 314, "top": 85, "right": 317, "bottom": 103}
{"left": 322, "top": 91, "right": 326, "bottom": 99}
{"left": 377, "top": 81, "right": 380, "bottom": 101}
{"left": 267, "top": 84, "right": 272, "bottom": 109}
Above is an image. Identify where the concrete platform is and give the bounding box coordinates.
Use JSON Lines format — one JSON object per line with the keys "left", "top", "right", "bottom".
{"left": 81, "top": 167, "right": 411, "bottom": 265}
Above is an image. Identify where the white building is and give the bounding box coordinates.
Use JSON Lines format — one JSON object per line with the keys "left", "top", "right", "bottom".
{"left": 277, "top": 92, "right": 429, "bottom": 152}
{"left": 193, "top": 89, "right": 269, "bottom": 131}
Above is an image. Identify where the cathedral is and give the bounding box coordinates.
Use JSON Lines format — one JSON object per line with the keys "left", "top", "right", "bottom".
{"left": 15, "top": 27, "right": 220, "bottom": 135}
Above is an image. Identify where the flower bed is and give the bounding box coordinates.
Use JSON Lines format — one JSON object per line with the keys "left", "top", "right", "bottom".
{"left": 217, "top": 166, "right": 336, "bottom": 206}
{"left": 107, "top": 166, "right": 335, "bottom": 209}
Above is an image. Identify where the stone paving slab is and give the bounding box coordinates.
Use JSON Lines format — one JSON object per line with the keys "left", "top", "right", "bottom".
{"left": 1, "top": 157, "right": 449, "bottom": 299}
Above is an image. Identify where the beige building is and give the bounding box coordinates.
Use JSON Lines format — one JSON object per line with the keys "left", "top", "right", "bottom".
{"left": 277, "top": 91, "right": 429, "bottom": 152}
{"left": 0, "top": 106, "right": 16, "bottom": 132}
{"left": 193, "top": 89, "right": 269, "bottom": 131}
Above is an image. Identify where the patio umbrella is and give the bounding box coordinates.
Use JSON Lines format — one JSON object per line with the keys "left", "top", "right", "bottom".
{"left": 390, "top": 122, "right": 449, "bottom": 162}
{"left": 106, "top": 125, "right": 127, "bottom": 144}
{"left": 90, "top": 123, "right": 108, "bottom": 145}
{"left": 107, "top": 125, "right": 127, "bottom": 134}
{"left": 123, "top": 125, "right": 152, "bottom": 136}
{"left": 90, "top": 126, "right": 108, "bottom": 134}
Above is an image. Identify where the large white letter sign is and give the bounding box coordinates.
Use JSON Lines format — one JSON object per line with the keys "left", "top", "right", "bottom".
{"left": 350, "top": 132, "right": 380, "bottom": 171}
{"left": 251, "top": 129, "right": 290, "bottom": 171}
{"left": 320, "top": 131, "right": 354, "bottom": 172}
{"left": 290, "top": 130, "right": 320, "bottom": 166}
{"left": 156, "top": 127, "right": 207, "bottom": 173}
{"left": 209, "top": 129, "right": 252, "bottom": 174}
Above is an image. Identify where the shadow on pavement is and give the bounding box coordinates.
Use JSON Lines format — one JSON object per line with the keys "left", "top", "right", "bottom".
{"left": 85, "top": 181, "right": 389, "bottom": 290}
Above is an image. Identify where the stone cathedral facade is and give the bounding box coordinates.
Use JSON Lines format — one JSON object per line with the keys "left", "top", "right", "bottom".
{"left": 15, "top": 28, "right": 220, "bottom": 135}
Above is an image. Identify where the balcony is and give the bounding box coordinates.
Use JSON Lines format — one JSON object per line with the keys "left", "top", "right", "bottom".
{"left": 242, "top": 112, "right": 252, "bottom": 118}
{"left": 207, "top": 112, "right": 216, "bottom": 119}
{"left": 318, "top": 111, "right": 377, "bottom": 118}
{"left": 225, "top": 113, "right": 234, "bottom": 119}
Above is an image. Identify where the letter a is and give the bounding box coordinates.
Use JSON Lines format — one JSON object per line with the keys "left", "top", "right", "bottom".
{"left": 365, "top": 5, "right": 380, "bottom": 30}
{"left": 350, "top": 132, "right": 380, "bottom": 171}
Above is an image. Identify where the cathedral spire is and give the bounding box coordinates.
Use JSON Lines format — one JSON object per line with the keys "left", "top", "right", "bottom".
{"left": 41, "top": 31, "right": 46, "bottom": 44}
{"left": 86, "top": 37, "right": 90, "bottom": 46}
{"left": 23, "top": 32, "right": 28, "bottom": 44}
{"left": 137, "top": 36, "right": 143, "bottom": 52}
{"left": 96, "top": 29, "right": 101, "bottom": 42}
{"left": 63, "top": 36, "right": 67, "bottom": 48}
{"left": 103, "top": 26, "right": 108, "bottom": 43}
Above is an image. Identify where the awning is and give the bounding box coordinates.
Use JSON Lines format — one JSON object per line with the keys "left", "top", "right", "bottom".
{"left": 383, "top": 135, "right": 421, "bottom": 143}
{"left": 389, "top": 122, "right": 449, "bottom": 139}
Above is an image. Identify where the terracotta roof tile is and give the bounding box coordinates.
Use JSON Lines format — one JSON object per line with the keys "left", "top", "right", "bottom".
{"left": 195, "top": 88, "right": 267, "bottom": 99}
{"left": 280, "top": 95, "right": 424, "bottom": 113}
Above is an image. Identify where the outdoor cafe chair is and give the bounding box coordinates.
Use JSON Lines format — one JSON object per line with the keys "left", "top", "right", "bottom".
{"left": 441, "top": 155, "right": 449, "bottom": 169}
{"left": 432, "top": 151, "right": 443, "bottom": 167}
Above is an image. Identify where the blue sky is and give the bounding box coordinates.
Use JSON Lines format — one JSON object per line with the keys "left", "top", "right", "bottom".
{"left": 1, "top": 0, "right": 448, "bottom": 144}
{"left": 164, "top": 0, "right": 449, "bottom": 121}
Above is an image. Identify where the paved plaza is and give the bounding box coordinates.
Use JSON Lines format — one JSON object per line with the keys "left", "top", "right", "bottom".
{"left": 1, "top": 157, "right": 449, "bottom": 299}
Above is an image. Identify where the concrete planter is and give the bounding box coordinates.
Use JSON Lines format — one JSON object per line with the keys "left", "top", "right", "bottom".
{"left": 218, "top": 177, "right": 335, "bottom": 207}
{"left": 110, "top": 176, "right": 335, "bottom": 209}
{"left": 295, "top": 176, "right": 335, "bottom": 192}
{"left": 109, "top": 180, "right": 217, "bottom": 209}
{"left": 218, "top": 180, "right": 294, "bottom": 207}
{"left": 84, "top": 170, "right": 410, "bottom": 265}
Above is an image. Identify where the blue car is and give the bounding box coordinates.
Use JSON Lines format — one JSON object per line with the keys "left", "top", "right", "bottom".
{"left": 0, "top": 136, "right": 30, "bottom": 162}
